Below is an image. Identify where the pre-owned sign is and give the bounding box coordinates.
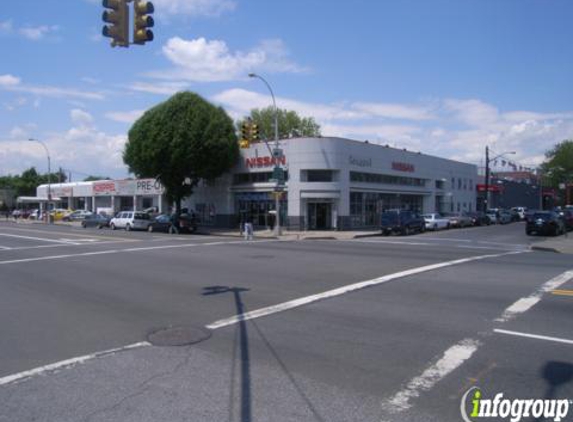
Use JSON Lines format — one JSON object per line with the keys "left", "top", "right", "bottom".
{"left": 392, "top": 162, "right": 415, "bottom": 172}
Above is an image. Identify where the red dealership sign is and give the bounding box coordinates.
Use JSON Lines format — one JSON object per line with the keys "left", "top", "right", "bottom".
{"left": 246, "top": 156, "right": 286, "bottom": 168}
{"left": 392, "top": 162, "right": 415, "bottom": 172}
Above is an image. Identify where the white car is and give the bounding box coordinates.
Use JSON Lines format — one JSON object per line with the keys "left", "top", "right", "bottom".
{"left": 422, "top": 213, "right": 450, "bottom": 230}
{"left": 109, "top": 211, "right": 151, "bottom": 231}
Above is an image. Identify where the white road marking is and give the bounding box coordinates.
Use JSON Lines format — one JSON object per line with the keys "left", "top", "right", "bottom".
{"left": 0, "top": 342, "right": 150, "bottom": 387}
{"left": 351, "top": 239, "right": 434, "bottom": 246}
{"left": 494, "top": 329, "right": 573, "bottom": 346}
{"left": 381, "top": 339, "right": 481, "bottom": 414}
{"left": 0, "top": 245, "right": 11, "bottom": 250}
{"left": 495, "top": 270, "right": 573, "bottom": 323}
{"left": 206, "top": 250, "right": 527, "bottom": 330}
{"left": 0, "top": 233, "right": 79, "bottom": 245}
{"left": 0, "top": 240, "right": 139, "bottom": 252}
{"left": 0, "top": 239, "right": 278, "bottom": 265}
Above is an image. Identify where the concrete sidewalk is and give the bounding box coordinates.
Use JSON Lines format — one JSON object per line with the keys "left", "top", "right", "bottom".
{"left": 530, "top": 233, "right": 573, "bottom": 254}
{"left": 204, "top": 227, "right": 382, "bottom": 241}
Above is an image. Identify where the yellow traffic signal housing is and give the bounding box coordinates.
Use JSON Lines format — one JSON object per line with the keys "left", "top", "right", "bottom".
{"left": 102, "top": 0, "right": 129, "bottom": 47}
{"left": 239, "top": 139, "right": 250, "bottom": 149}
{"left": 251, "top": 124, "right": 259, "bottom": 142}
{"left": 133, "top": 0, "right": 154, "bottom": 45}
{"left": 241, "top": 122, "right": 250, "bottom": 141}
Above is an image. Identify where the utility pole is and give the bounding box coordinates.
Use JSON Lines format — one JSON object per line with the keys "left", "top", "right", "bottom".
{"left": 484, "top": 146, "right": 490, "bottom": 212}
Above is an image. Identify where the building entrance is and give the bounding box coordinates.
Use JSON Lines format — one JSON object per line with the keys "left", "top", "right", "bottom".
{"left": 307, "top": 202, "right": 332, "bottom": 230}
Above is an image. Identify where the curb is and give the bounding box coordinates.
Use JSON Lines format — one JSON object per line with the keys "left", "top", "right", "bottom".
{"left": 353, "top": 232, "right": 383, "bottom": 239}
{"left": 531, "top": 246, "right": 561, "bottom": 253}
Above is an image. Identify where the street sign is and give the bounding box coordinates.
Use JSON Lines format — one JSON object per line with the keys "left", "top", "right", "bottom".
{"left": 272, "top": 166, "right": 285, "bottom": 184}
{"left": 272, "top": 148, "right": 283, "bottom": 159}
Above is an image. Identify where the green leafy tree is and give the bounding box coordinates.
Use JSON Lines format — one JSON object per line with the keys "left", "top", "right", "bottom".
{"left": 83, "top": 175, "right": 111, "bottom": 182}
{"left": 238, "top": 106, "right": 321, "bottom": 140}
{"left": 541, "top": 140, "right": 573, "bottom": 189}
{"left": 124, "top": 92, "right": 238, "bottom": 212}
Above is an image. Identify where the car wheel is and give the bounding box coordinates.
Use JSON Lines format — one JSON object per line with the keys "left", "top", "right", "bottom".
{"left": 111, "top": 223, "right": 116, "bottom": 230}
{"left": 81, "top": 222, "right": 86, "bottom": 229}
{"left": 148, "top": 225, "right": 153, "bottom": 233}
{"left": 433, "top": 224, "right": 438, "bottom": 231}
{"left": 97, "top": 224, "right": 103, "bottom": 229}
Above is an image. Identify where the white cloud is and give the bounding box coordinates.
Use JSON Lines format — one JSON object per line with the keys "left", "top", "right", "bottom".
{"left": 0, "top": 74, "right": 21, "bottom": 87}
{"left": 0, "top": 75, "right": 104, "bottom": 100}
{"left": 150, "top": 37, "right": 306, "bottom": 83}
{"left": 18, "top": 25, "right": 59, "bottom": 41}
{"left": 352, "top": 102, "right": 435, "bottom": 121}
{"left": 129, "top": 81, "right": 189, "bottom": 95}
{"left": 213, "top": 88, "right": 573, "bottom": 169}
{"left": 0, "top": 20, "right": 13, "bottom": 33}
{"left": 105, "top": 109, "right": 145, "bottom": 124}
{"left": 152, "top": 0, "right": 236, "bottom": 17}
{"left": 0, "top": 125, "right": 128, "bottom": 179}
{"left": 70, "top": 109, "right": 94, "bottom": 127}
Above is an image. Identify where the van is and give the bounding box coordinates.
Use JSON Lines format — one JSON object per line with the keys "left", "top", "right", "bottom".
{"left": 109, "top": 211, "right": 151, "bottom": 231}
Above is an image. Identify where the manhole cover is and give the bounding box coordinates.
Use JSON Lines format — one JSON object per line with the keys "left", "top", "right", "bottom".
{"left": 147, "top": 326, "right": 211, "bottom": 347}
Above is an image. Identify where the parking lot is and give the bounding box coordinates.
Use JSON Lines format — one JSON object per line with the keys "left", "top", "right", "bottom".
{"left": 0, "top": 221, "right": 572, "bottom": 422}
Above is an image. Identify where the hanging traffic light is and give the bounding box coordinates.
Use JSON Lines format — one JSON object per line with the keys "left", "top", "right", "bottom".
{"left": 251, "top": 124, "right": 259, "bottom": 142}
{"left": 102, "top": 0, "right": 129, "bottom": 48}
{"left": 133, "top": 0, "right": 154, "bottom": 45}
{"left": 239, "top": 122, "right": 251, "bottom": 148}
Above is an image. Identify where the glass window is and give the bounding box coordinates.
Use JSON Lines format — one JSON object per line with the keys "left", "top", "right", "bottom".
{"left": 350, "top": 171, "right": 426, "bottom": 187}
{"left": 306, "top": 170, "right": 334, "bottom": 182}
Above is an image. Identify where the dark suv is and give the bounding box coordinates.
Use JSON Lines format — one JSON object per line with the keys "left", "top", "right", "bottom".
{"left": 526, "top": 211, "right": 565, "bottom": 236}
{"left": 381, "top": 210, "right": 426, "bottom": 236}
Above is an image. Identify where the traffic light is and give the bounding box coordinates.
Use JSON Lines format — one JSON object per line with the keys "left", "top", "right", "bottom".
{"left": 102, "top": 0, "right": 129, "bottom": 48}
{"left": 251, "top": 124, "right": 259, "bottom": 142}
{"left": 239, "top": 122, "right": 250, "bottom": 148}
{"left": 133, "top": 0, "right": 154, "bottom": 45}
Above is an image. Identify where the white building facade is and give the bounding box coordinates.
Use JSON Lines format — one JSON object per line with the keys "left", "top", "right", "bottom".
{"left": 185, "top": 137, "right": 478, "bottom": 230}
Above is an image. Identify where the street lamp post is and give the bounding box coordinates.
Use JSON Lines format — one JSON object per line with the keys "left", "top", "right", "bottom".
{"left": 249, "top": 73, "right": 282, "bottom": 235}
{"left": 28, "top": 138, "right": 51, "bottom": 224}
{"left": 484, "top": 146, "right": 515, "bottom": 212}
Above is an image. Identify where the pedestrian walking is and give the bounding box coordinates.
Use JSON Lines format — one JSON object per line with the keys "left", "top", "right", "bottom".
{"left": 244, "top": 220, "right": 254, "bottom": 241}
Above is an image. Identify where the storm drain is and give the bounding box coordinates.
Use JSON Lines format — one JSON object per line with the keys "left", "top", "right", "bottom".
{"left": 147, "top": 326, "right": 212, "bottom": 347}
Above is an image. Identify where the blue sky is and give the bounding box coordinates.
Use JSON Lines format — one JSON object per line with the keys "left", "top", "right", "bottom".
{"left": 1, "top": 0, "right": 573, "bottom": 179}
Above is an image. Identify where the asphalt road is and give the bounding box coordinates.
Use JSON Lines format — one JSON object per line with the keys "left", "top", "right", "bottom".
{"left": 0, "top": 221, "right": 571, "bottom": 422}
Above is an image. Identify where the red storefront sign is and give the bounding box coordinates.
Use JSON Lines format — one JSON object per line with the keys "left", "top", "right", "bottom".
{"left": 246, "top": 156, "right": 287, "bottom": 168}
{"left": 392, "top": 162, "right": 415, "bottom": 172}
{"left": 476, "top": 184, "right": 504, "bottom": 193}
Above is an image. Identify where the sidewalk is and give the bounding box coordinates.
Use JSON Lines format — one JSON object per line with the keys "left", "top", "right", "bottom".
{"left": 530, "top": 232, "right": 573, "bottom": 254}
{"left": 204, "top": 227, "right": 382, "bottom": 241}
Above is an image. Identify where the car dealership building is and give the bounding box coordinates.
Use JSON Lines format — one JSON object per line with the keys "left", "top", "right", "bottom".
{"left": 31, "top": 137, "right": 477, "bottom": 230}
{"left": 184, "top": 137, "right": 478, "bottom": 230}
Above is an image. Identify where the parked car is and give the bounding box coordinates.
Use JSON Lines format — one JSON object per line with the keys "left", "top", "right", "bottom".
{"left": 465, "top": 211, "right": 491, "bottom": 226}
{"left": 498, "top": 210, "right": 513, "bottom": 224}
{"left": 441, "top": 212, "right": 473, "bottom": 228}
{"left": 511, "top": 207, "right": 528, "bottom": 221}
{"left": 526, "top": 211, "right": 566, "bottom": 236}
{"left": 171, "top": 212, "right": 198, "bottom": 234}
{"left": 63, "top": 210, "right": 93, "bottom": 221}
{"left": 380, "top": 210, "right": 425, "bottom": 235}
{"left": 109, "top": 211, "right": 151, "bottom": 231}
{"left": 147, "top": 214, "right": 173, "bottom": 233}
{"left": 556, "top": 208, "right": 573, "bottom": 231}
{"left": 422, "top": 213, "right": 450, "bottom": 230}
{"left": 81, "top": 214, "right": 111, "bottom": 229}
{"left": 486, "top": 210, "right": 499, "bottom": 224}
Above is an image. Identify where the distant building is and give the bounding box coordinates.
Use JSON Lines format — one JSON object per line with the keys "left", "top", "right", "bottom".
{"left": 476, "top": 170, "right": 543, "bottom": 210}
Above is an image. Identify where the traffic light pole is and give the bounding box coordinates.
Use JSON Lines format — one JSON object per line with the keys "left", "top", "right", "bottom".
{"left": 249, "top": 73, "right": 282, "bottom": 236}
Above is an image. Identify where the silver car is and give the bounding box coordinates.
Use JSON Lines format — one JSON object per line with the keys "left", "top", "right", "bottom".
{"left": 109, "top": 211, "right": 151, "bottom": 231}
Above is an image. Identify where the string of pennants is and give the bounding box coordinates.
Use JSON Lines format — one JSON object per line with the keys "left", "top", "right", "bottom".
{"left": 491, "top": 159, "right": 534, "bottom": 172}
